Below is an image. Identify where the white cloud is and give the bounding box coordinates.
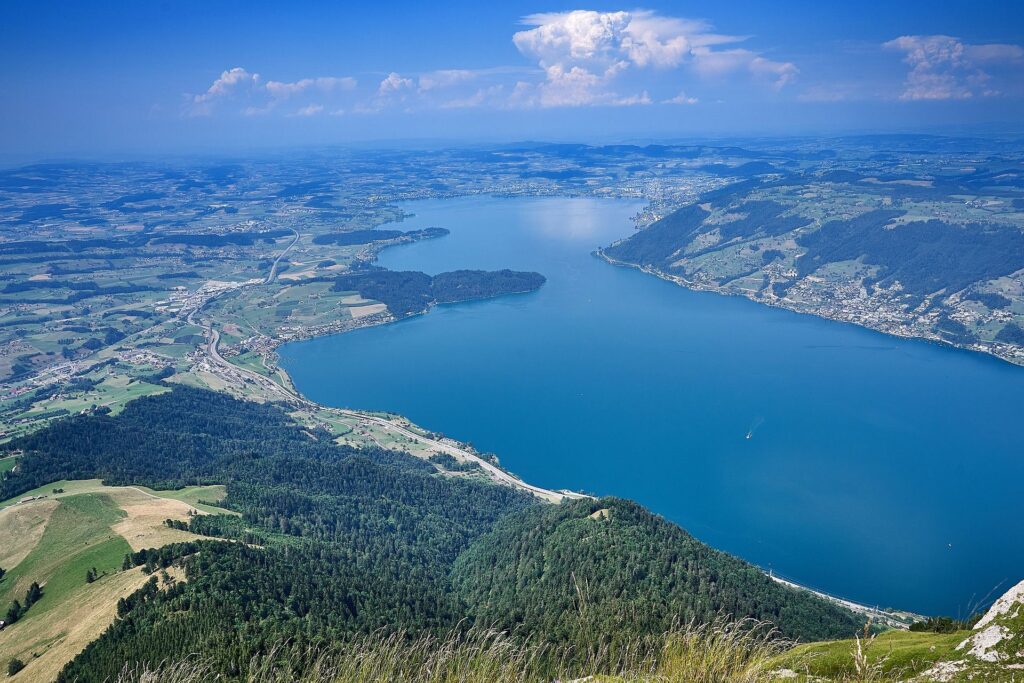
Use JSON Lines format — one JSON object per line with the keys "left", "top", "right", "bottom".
{"left": 440, "top": 85, "right": 506, "bottom": 109}
{"left": 186, "top": 68, "right": 357, "bottom": 116}
{"left": 292, "top": 104, "right": 324, "bottom": 117}
{"left": 514, "top": 10, "right": 631, "bottom": 63}
{"left": 504, "top": 65, "right": 650, "bottom": 108}
{"left": 266, "top": 76, "right": 356, "bottom": 99}
{"left": 538, "top": 64, "right": 605, "bottom": 106}
{"left": 183, "top": 11, "right": 802, "bottom": 117}
{"left": 620, "top": 13, "right": 714, "bottom": 68}
{"left": 418, "top": 69, "right": 477, "bottom": 92}
{"left": 749, "top": 56, "right": 799, "bottom": 89}
{"left": 188, "top": 67, "right": 261, "bottom": 116}
{"left": 884, "top": 35, "right": 1023, "bottom": 100}
{"left": 664, "top": 90, "right": 698, "bottom": 105}
{"left": 966, "top": 43, "right": 1024, "bottom": 63}
{"left": 378, "top": 72, "right": 415, "bottom": 95}
{"left": 610, "top": 90, "right": 652, "bottom": 106}
{"left": 509, "top": 9, "right": 798, "bottom": 109}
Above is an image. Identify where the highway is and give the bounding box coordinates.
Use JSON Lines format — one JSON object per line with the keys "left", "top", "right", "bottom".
{"left": 265, "top": 228, "right": 300, "bottom": 284}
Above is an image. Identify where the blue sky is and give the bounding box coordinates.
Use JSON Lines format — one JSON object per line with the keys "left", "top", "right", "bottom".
{"left": 2, "top": 0, "right": 1023, "bottom": 156}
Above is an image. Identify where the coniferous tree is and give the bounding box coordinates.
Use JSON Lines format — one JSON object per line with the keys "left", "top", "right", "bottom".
{"left": 5, "top": 600, "right": 22, "bottom": 624}
{"left": 24, "top": 582, "right": 42, "bottom": 608}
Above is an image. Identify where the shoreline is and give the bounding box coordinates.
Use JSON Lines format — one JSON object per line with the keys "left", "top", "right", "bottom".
{"left": 265, "top": 346, "right": 924, "bottom": 624}
{"left": 596, "top": 249, "right": 1024, "bottom": 370}
{"left": 195, "top": 301, "right": 583, "bottom": 505}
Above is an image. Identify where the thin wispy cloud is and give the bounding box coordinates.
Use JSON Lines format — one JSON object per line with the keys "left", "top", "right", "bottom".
{"left": 664, "top": 91, "right": 698, "bottom": 105}
{"left": 266, "top": 77, "right": 356, "bottom": 99}
{"left": 292, "top": 104, "right": 325, "bottom": 117}
{"left": 186, "top": 68, "right": 357, "bottom": 117}
{"left": 884, "top": 34, "right": 1024, "bottom": 100}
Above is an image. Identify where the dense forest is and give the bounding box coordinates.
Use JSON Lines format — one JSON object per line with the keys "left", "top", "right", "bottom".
{"left": 311, "top": 226, "right": 448, "bottom": 246}
{"left": 795, "top": 210, "right": 1024, "bottom": 300}
{"left": 603, "top": 204, "right": 710, "bottom": 266}
{"left": 452, "top": 498, "right": 862, "bottom": 649}
{"left": 1, "top": 387, "right": 862, "bottom": 681}
{"left": 332, "top": 268, "right": 545, "bottom": 316}
{"left": 0, "top": 229, "right": 291, "bottom": 256}
{"left": 716, "top": 200, "right": 808, "bottom": 242}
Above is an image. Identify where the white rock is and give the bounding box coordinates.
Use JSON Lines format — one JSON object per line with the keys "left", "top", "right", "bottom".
{"left": 957, "top": 624, "right": 1007, "bottom": 662}
{"left": 974, "top": 578, "right": 1024, "bottom": 630}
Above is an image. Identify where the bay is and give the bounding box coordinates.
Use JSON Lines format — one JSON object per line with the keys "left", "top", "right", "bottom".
{"left": 280, "top": 195, "right": 1024, "bottom": 616}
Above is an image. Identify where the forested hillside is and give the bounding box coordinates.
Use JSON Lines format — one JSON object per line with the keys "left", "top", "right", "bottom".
{"left": 0, "top": 387, "right": 861, "bottom": 681}
{"left": 601, "top": 172, "right": 1024, "bottom": 364}
{"left": 332, "top": 268, "right": 545, "bottom": 316}
{"left": 453, "top": 498, "right": 862, "bottom": 648}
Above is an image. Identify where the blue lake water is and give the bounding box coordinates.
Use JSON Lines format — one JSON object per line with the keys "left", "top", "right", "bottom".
{"left": 280, "top": 196, "right": 1024, "bottom": 616}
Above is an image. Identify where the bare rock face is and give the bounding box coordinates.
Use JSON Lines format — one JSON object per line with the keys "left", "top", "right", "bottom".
{"left": 919, "top": 578, "right": 1024, "bottom": 681}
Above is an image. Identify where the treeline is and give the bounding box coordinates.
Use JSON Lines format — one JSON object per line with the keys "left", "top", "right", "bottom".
{"left": 909, "top": 615, "right": 979, "bottom": 633}
{"left": 603, "top": 194, "right": 815, "bottom": 268}
{"left": 62, "top": 542, "right": 468, "bottom": 682}
{"left": 603, "top": 205, "right": 710, "bottom": 266}
{"left": 965, "top": 291, "right": 1011, "bottom": 310}
{"left": 332, "top": 268, "right": 545, "bottom": 317}
{"left": 716, "top": 201, "right": 808, "bottom": 242}
{"left": 149, "top": 230, "right": 291, "bottom": 247}
{"left": 5, "top": 581, "right": 43, "bottom": 626}
{"left": 996, "top": 323, "right": 1024, "bottom": 345}
{"left": 1, "top": 281, "right": 157, "bottom": 303}
{"left": 0, "top": 229, "right": 289, "bottom": 256}
{"left": 312, "top": 226, "right": 448, "bottom": 246}
{"left": 432, "top": 270, "right": 546, "bottom": 304}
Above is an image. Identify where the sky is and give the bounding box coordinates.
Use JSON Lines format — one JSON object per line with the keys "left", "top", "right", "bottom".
{"left": 2, "top": 0, "right": 1023, "bottom": 157}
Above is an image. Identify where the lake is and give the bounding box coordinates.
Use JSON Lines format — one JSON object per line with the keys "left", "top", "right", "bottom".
{"left": 280, "top": 195, "right": 1024, "bottom": 616}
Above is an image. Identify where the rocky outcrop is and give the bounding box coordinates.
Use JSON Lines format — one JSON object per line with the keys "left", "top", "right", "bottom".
{"left": 919, "top": 578, "right": 1024, "bottom": 681}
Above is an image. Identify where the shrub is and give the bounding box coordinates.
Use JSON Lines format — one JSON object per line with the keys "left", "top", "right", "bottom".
{"left": 7, "top": 658, "right": 25, "bottom": 676}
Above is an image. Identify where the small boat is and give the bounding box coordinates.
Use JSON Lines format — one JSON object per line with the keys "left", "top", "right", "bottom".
{"left": 745, "top": 431, "right": 753, "bottom": 440}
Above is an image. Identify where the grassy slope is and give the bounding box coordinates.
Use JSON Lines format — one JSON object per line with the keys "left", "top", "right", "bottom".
{"left": 0, "top": 567, "right": 179, "bottom": 682}
{"left": 0, "top": 499, "right": 58, "bottom": 570}
{"left": 0, "top": 479, "right": 231, "bottom": 514}
{"left": 0, "top": 494, "right": 131, "bottom": 611}
{"left": 135, "top": 483, "right": 233, "bottom": 515}
{"left": 0, "top": 482, "right": 232, "bottom": 681}
{"left": 773, "top": 629, "right": 969, "bottom": 679}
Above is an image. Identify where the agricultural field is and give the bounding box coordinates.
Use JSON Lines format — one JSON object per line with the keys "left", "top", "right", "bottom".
{"left": 604, "top": 158, "right": 1024, "bottom": 366}
{"left": 0, "top": 480, "right": 232, "bottom": 679}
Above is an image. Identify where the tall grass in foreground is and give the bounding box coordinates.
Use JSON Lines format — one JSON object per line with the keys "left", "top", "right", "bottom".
{"left": 114, "top": 619, "right": 790, "bottom": 682}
